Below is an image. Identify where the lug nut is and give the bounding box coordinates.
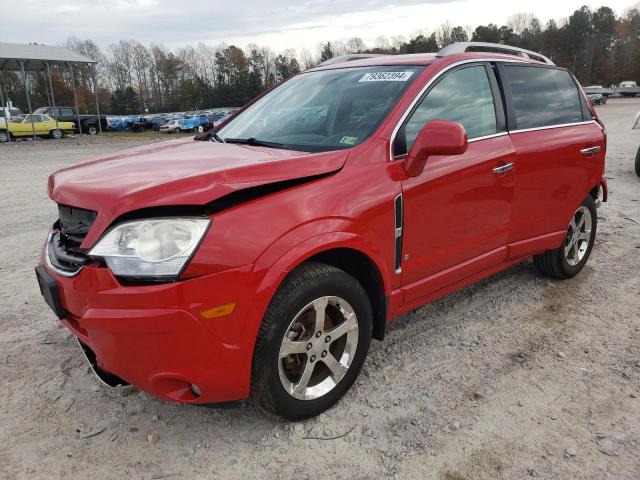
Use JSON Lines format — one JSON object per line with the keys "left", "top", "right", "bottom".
{"left": 321, "top": 351, "right": 327, "bottom": 358}
{"left": 306, "top": 343, "right": 312, "bottom": 350}
{"left": 310, "top": 355, "right": 316, "bottom": 362}
{"left": 315, "top": 331, "right": 322, "bottom": 338}
{"left": 325, "top": 336, "right": 331, "bottom": 343}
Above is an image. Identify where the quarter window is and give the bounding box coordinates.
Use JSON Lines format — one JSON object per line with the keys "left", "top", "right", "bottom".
{"left": 399, "top": 65, "right": 498, "bottom": 154}
{"left": 502, "top": 65, "right": 583, "bottom": 130}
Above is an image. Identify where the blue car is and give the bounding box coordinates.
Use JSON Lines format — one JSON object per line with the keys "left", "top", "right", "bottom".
{"left": 179, "top": 114, "right": 209, "bottom": 132}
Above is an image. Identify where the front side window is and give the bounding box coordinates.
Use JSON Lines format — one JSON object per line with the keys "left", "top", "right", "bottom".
{"left": 219, "top": 66, "right": 424, "bottom": 152}
{"left": 502, "top": 65, "right": 583, "bottom": 130}
{"left": 398, "top": 65, "right": 498, "bottom": 155}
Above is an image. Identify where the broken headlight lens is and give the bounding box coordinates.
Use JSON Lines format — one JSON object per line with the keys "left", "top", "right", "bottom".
{"left": 88, "top": 218, "right": 210, "bottom": 278}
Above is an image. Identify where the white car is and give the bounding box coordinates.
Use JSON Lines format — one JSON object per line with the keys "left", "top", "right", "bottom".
{"left": 158, "top": 119, "right": 183, "bottom": 134}
{"left": 0, "top": 107, "right": 23, "bottom": 129}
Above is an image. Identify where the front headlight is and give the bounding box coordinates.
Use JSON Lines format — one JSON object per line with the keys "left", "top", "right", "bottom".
{"left": 88, "top": 218, "right": 210, "bottom": 278}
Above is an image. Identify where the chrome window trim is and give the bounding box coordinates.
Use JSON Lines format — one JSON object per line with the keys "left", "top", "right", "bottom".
{"left": 468, "top": 131, "right": 509, "bottom": 143}
{"left": 45, "top": 232, "right": 83, "bottom": 278}
{"left": 389, "top": 58, "right": 525, "bottom": 161}
{"left": 508, "top": 120, "right": 596, "bottom": 135}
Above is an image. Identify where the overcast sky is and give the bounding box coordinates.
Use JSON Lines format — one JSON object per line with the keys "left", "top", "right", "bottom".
{"left": 2, "top": 0, "right": 638, "bottom": 54}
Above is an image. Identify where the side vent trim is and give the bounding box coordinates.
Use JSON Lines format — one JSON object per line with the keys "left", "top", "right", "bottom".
{"left": 394, "top": 193, "right": 403, "bottom": 274}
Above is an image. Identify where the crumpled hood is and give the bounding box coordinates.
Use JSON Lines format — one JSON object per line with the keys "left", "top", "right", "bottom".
{"left": 49, "top": 138, "right": 348, "bottom": 245}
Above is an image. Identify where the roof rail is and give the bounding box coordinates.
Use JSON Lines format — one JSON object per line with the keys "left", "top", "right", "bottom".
{"left": 317, "top": 54, "right": 387, "bottom": 67}
{"left": 436, "top": 42, "right": 554, "bottom": 65}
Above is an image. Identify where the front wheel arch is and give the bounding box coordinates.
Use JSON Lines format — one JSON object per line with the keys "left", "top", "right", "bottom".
{"left": 306, "top": 248, "right": 387, "bottom": 341}
{"left": 252, "top": 232, "right": 392, "bottom": 342}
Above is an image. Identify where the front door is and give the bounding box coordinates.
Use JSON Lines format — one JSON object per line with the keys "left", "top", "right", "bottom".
{"left": 394, "top": 63, "right": 516, "bottom": 304}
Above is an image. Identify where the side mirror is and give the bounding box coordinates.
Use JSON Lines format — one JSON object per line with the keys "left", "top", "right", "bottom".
{"left": 403, "top": 120, "right": 468, "bottom": 177}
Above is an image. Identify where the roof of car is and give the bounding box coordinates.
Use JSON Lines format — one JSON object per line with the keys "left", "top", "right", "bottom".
{"left": 312, "top": 42, "right": 557, "bottom": 71}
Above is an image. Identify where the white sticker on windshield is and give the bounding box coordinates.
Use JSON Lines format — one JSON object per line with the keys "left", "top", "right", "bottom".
{"left": 359, "top": 71, "right": 414, "bottom": 82}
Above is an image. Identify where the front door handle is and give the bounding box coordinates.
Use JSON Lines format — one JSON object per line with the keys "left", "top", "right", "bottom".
{"left": 492, "top": 163, "right": 514, "bottom": 174}
{"left": 580, "top": 146, "right": 601, "bottom": 155}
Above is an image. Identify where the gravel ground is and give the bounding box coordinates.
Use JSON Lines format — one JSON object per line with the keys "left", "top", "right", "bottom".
{"left": 1, "top": 100, "right": 639, "bottom": 480}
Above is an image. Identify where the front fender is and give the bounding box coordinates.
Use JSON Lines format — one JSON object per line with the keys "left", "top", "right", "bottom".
{"left": 242, "top": 226, "right": 393, "bottom": 351}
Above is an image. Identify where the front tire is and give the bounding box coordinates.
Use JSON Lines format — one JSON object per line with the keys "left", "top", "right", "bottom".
{"left": 635, "top": 146, "right": 640, "bottom": 177}
{"left": 0, "top": 130, "right": 9, "bottom": 143}
{"left": 251, "top": 262, "right": 372, "bottom": 419}
{"left": 534, "top": 195, "right": 597, "bottom": 278}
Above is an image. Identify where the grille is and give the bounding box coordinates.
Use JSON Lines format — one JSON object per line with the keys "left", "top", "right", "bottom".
{"left": 47, "top": 205, "right": 97, "bottom": 274}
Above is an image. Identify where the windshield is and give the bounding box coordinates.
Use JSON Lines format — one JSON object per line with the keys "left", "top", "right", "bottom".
{"left": 218, "top": 66, "right": 424, "bottom": 152}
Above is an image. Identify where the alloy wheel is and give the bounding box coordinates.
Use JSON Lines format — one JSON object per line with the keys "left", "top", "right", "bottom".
{"left": 564, "top": 206, "right": 592, "bottom": 266}
{"left": 278, "top": 296, "right": 359, "bottom": 400}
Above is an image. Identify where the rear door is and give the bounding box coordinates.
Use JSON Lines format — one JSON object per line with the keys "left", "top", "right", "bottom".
{"left": 59, "top": 108, "right": 75, "bottom": 122}
{"left": 395, "top": 62, "right": 516, "bottom": 303}
{"left": 498, "top": 64, "right": 605, "bottom": 248}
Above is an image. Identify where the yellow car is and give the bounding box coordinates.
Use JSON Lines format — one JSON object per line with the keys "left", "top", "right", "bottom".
{"left": 0, "top": 114, "right": 75, "bottom": 142}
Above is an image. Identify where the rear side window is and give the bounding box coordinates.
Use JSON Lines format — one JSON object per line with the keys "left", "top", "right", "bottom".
{"left": 61, "top": 108, "right": 74, "bottom": 116}
{"left": 399, "top": 65, "right": 498, "bottom": 154}
{"left": 502, "top": 65, "right": 583, "bottom": 130}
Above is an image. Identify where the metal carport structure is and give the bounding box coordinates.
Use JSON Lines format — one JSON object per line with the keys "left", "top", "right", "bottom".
{"left": 0, "top": 42, "right": 101, "bottom": 140}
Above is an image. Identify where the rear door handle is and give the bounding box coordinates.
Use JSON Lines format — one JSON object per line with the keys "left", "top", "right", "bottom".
{"left": 492, "top": 163, "right": 514, "bottom": 174}
{"left": 580, "top": 146, "right": 601, "bottom": 155}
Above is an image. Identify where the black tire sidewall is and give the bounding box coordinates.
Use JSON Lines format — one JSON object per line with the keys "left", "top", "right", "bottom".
{"left": 635, "top": 146, "right": 640, "bottom": 177}
{"left": 560, "top": 196, "right": 597, "bottom": 276}
{"left": 260, "top": 269, "right": 372, "bottom": 419}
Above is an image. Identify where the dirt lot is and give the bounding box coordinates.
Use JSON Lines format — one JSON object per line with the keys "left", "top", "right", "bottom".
{"left": 1, "top": 100, "right": 639, "bottom": 480}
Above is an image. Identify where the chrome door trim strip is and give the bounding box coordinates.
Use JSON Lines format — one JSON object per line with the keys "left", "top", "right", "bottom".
{"left": 468, "top": 131, "right": 509, "bottom": 143}
{"left": 509, "top": 120, "right": 596, "bottom": 135}
{"left": 389, "top": 58, "right": 525, "bottom": 161}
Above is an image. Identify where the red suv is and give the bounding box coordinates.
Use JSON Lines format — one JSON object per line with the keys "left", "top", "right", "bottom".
{"left": 36, "top": 42, "right": 607, "bottom": 419}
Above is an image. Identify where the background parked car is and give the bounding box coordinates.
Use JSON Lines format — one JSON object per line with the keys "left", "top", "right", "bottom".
{"left": 0, "top": 114, "right": 75, "bottom": 142}
{"left": 158, "top": 118, "right": 183, "bottom": 133}
{"left": 0, "top": 106, "right": 23, "bottom": 129}
{"left": 588, "top": 93, "right": 607, "bottom": 105}
{"left": 616, "top": 80, "right": 640, "bottom": 97}
{"left": 197, "top": 111, "right": 232, "bottom": 132}
{"left": 34, "top": 107, "right": 107, "bottom": 135}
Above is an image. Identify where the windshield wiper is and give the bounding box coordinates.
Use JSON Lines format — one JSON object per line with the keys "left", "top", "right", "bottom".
{"left": 224, "top": 137, "right": 287, "bottom": 149}
{"left": 211, "top": 131, "right": 225, "bottom": 143}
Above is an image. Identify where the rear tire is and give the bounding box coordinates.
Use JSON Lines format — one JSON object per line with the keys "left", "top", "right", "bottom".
{"left": 533, "top": 195, "right": 597, "bottom": 279}
{"left": 49, "top": 129, "right": 63, "bottom": 140}
{"left": 86, "top": 124, "right": 98, "bottom": 135}
{"left": 251, "top": 262, "right": 372, "bottom": 419}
